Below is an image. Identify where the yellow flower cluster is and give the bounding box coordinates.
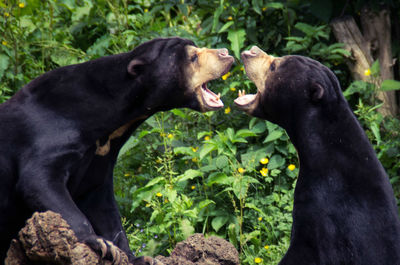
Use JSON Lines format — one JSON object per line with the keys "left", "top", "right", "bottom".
{"left": 221, "top": 72, "right": 231, "bottom": 80}
{"left": 238, "top": 167, "right": 245, "bottom": 174}
{"left": 156, "top": 192, "right": 162, "bottom": 197}
{"left": 19, "top": 2, "right": 25, "bottom": 8}
{"left": 260, "top": 158, "right": 269, "bottom": 164}
{"left": 288, "top": 164, "right": 296, "bottom": 171}
{"left": 260, "top": 168, "right": 268, "bottom": 176}
{"left": 224, "top": 106, "right": 231, "bottom": 114}
{"left": 254, "top": 257, "right": 262, "bottom": 263}
{"left": 364, "top": 68, "right": 371, "bottom": 76}
{"left": 204, "top": 135, "right": 210, "bottom": 141}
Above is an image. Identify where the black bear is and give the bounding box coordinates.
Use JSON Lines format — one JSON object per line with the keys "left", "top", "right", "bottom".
{"left": 0, "top": 37, "right": 233, "bottom": 264}
{"left": 235, "top": 46, "right": 400, "bottom": 265}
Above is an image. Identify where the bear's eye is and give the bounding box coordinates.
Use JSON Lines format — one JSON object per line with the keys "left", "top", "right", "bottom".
{"left": 191, "top": 54, "right": 198, "bottom": 63}
{"left": 270, "top": 61, "right": 276, "bottom": 72}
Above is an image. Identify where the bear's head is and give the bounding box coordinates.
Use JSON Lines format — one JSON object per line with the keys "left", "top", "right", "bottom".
{"left": 234, "top": 46, "right": 343, "bottom": 128}
{"left": 127, "top": 37, "right": 234, "bottom": 113}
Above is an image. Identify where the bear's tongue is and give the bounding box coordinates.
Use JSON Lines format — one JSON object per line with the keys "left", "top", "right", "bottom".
{"left": 201, "top": 83, "right": 224, "bottom": 109}
{"left": 234, "top": 90, "right": 257, "bottom": 106}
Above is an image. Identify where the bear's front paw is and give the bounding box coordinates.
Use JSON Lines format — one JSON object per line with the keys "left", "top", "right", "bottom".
{"left": 132, "top": 256, "right": 164, "bottom": 265}
{"left": 84, "top": 236, "right": 123, "bottom": 264}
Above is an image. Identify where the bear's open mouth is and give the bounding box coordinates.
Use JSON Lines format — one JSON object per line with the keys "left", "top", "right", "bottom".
{"left": 200, "top": 82, "right": 223, "bottom": 110}
{"left": 234, "top": 90, "right": 258, "bottom": 109}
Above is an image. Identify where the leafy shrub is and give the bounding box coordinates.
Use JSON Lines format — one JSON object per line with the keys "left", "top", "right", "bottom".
{"left": 2, "top": 1, "right": 399, "bottom": 264}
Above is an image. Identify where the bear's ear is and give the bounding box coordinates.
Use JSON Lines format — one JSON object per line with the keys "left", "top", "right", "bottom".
{"left": 310, "top": 82, "right": 324, "bottom": 102}
{"left": 127, "top": 59, "right": 145, "bottom": 77}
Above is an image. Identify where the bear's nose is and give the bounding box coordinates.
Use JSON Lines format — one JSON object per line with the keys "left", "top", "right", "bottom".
{"left": 249, "top": 46, "right": 261, "bottom": 55}
{"left": 218, "top": 48, "right": 229, "bottom": 58}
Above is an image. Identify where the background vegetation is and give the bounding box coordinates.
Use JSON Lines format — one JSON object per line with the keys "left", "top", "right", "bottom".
{"left": 1, "top": 0, "right": 400, "bottom": 264}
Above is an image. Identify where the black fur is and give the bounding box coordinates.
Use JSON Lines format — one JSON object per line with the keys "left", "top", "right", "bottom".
{"left": 245, "top": 55, "right": 400, "bottom": 265}
{"left": 0, "top": 37, "right": 219, "bottom": 264}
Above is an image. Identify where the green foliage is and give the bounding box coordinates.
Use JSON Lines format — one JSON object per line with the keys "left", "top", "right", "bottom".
{"left": 2, "top": 1, "right": 400, "bottom": 264}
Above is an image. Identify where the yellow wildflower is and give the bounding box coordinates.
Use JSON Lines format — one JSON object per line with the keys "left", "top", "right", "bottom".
{"left": 258, "top": 217, "right": 262, "bottom": 221}
{"left": 167, "top": 133, "right": 173, "bottom": 139}
{"left": 264, "top": 245, "right": 269, "bottom": 250}
{"left": 224, "top": 106, "right": 231, "bottom": 114}
{"left": 240, "top": 66, "right": 244, "bottom": 71}
{"left": 288, "top": 164, "right": 296, "bottom": 171}
{"left": 260, "top": 168, "right": 268, "bottom": 176}
{"left": 254, "top": 257, "right": 262, "bottom": 263}
{"left": 364, "top": 68, "right": 371, "bottom": 76}
{"left": 124, "top": 173, "right": 130, "bottom": 177}
{"left": 144, "top": 8, "right": 148, "bottom": 13}
{"left": 2, "top": 41, "right": 7, "bottom": 46}
{"left": 227, "top": 16, "right": 233, "bottom": 21}
{"left": 230, "top": 87, "right": 236, "bottom": 91}
{"left": 238, "top": 167, "right": 245, "bottom": 174}
{"left": 191, "top": 185, "right": 196, "bottom": 190}
{"left": 204, "top": 136, "right": 210, "bottom": 141}
{"left": 156, "top": 192, "right": 162, "bottom": 197}
{"left": 260, "top": 158, "right": 269, "bottom": 164}
{"left": 191, "top": 147, "right": 198, "bottom": 152}
{"left": 221, "top": 72, "right": 231, "bottom": 80}
{"left": 18, "top": 2, "right": 25, "bottom": 8}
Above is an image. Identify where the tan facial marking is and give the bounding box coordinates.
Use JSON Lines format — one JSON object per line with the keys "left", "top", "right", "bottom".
{"left": 242, "top": 48, "right": 278, "bottom": 92}
{"left": 95, "top": 115, "right": 147, "bottom": 156}
{"left": 184, "top": 45, "right": 233, "bottom": 111}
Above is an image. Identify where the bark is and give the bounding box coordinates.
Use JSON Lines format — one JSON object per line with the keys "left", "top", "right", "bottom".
{"left": 330, "top": 7, "right": 397, "bottom": 116}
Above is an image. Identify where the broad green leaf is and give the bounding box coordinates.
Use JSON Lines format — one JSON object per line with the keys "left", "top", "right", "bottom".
{"left": 0, "top": 54, "right": 9, "bottom": 80}
{"left": 226, "top": 128, "right": 235, "bottom": 142}
{"left": 295, "top": 22, "right": 315, "bottom": 36}
{"left": 228, "top": 29, "right": 246, "bottom": 59}
{"left": 180, "top": 219, "right": 195, "bottom": 239}
{"left": 370, "top": 60, "right": 380, "bottom": 76}
{"left": 207, "top": 172, "right": 231, "bottom": 186}
{"left": 268, "top": 154, "right": 285, "bottom": 169}
{"left": 215, "top": 155, "right": 229, "bottom": 169}
{"left": 199, "top": 199, "right": 215, "bottom": 209}
{"left": 146, "top": 177, "right": 166, "bottom": 187}
{"left": 381, "top": 79, "right": 400, "bottom": 91}
{"left": 263, "top": 130, "right": 283, "bottom": 143}
{"left": 118, "top": 136, "right": 139, "bottom": 158}
{"left": 218, "top": 21, "right": 234, "bottom": 33}
{"left": 266, "top": 2, "right": 284, "bottom": 9}
{"left": 211, "top": 1, "right": 224, "bottom": 33}
{"left": 228, "top": 223, "right": 239, "bottom": 248}
{"left": 199, "top": 143, "right": 216, "bottom": 160}
{"left": 212, "top": 216, "right": 229, "bottom": 232}
{"left": 171, "top": 109, "right": 188, "bottom": 119}
{"left": 370, "top": 122, "right": 381, "bottom": 144}
{"left": 252, "top": 0, "right": 262, "bottom": 15}
{"left": 236, "top": 129, "right": 258, "bottom": 138}
{"left": 176, "top": 169, "right": 203, "bottom": 182}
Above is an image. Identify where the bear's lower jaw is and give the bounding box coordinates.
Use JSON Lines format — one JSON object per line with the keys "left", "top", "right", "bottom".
{"left": 234, "top": 90, "right": 258, "bottom": 111}
{"left": 199, "top": 83, "right": 224, "bottom": 111}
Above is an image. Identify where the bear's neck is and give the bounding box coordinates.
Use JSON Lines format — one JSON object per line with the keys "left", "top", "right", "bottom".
{"left": 286, "top": 103, "right": 387, "bottom": 188}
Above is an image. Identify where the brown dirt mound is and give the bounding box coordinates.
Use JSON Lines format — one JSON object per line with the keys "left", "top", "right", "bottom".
{"left": 5, "top": 211, "right": 239, "bottom": 265}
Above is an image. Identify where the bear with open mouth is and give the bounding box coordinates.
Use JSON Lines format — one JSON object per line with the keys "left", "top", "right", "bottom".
{"left": 235, "top": 46, "right": 400, "bottom": 265}
{"left": 0, "top": 37, "right": 233, "bottom": 264}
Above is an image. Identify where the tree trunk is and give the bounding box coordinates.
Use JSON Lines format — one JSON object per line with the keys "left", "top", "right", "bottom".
{"left": 330, "top": 7, "right": 397, "bottom": 116}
